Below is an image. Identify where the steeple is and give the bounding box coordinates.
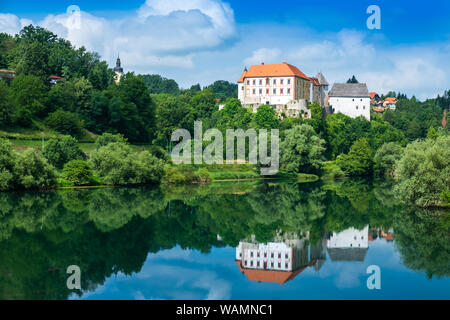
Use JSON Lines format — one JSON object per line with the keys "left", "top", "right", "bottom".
{"left": 114, "top": 54, "right": 123, "bottom": 73}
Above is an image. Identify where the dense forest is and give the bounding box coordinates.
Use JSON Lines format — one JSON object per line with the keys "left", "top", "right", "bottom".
{"left": 0, "top": 25, "right": 449, "bottom": 208}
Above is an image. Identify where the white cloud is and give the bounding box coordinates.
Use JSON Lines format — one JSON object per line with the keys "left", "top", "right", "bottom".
{"left": 0, "top": 13, "right": 31, "bottom": 35}
{"left": 242, "top": 29, "right": 450, "bottom": 100}
{"left": 0, "top": 0, "right": 236, "bottom": 73}
{"left": 0, "top": 3, "right": 449, "bottom": 97}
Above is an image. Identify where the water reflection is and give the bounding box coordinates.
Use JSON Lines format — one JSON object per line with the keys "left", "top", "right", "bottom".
{"left": 0, "top": 179, "right": 448, "bottom": 299}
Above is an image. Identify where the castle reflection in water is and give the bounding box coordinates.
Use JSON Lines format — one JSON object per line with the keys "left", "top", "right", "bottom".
{"left": 235, "top": 226, "right": 394, "bottom": 284}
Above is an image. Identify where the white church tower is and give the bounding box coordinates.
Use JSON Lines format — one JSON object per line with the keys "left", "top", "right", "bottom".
{"left": 114, "top": 54, "right": 124, "bottom": 84}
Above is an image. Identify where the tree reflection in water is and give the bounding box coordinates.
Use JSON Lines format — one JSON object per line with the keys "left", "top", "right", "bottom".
{"left": 0, "top": 179, "right": 448, "bottom": 299}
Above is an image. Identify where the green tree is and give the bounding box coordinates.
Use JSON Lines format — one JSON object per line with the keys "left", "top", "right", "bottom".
{"left": 45, "top": 110, "right": 84, "bottom": 136}
{"left": 346, "top": 75, "right": 359, "bottom": 83}
{"left": 205, "top": 80, "right": 238, "bottom": 100}
{"left": 42, "top": 136, "right": 86, "bottom": 169}
{"left": 337, "top": 138, "right": 374, "bottom": 176}
{"left": 0, "top": 139, "right": 16, "bottom": 190}
{"left": 14, "top": 149, "right": 57, "bottom": 189}
{"left": 374, "top": 142, "right": 404, "bottom": 176}
{"left": 252, "top": 104, "right": 280, "bottom": 129}
{"left": 280, "top": 124, "right": 326, "bottom": 174}
{"left": 95, "top": 133, "right": 127, "bottom": 150}
{"left": 9, "top": 74, "right": 47, "bottom": 118}
{"left": 62, "top": 160, "right": 94, "bottom": 186}
{"left": 395, "top": 135, "right": 450, "bottom": 207}
{"left": 89, "top": 142, "right": 164, "bottom": 185}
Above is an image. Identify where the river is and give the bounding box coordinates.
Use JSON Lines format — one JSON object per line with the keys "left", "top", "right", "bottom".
{"left": 0, "top": 179, "right": 448, "bottom": 299}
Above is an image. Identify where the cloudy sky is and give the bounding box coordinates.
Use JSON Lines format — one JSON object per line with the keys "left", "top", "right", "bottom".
{"left": 1, "top": 0, "right": 449, "bottom": 99}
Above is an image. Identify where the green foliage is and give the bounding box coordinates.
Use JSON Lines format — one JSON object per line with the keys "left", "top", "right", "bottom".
{"left": 90, "top": 142, "right": 164, "bottom": 185}
{"left": 9, "top": 74, "right": 46, "bottom": 118}
{"left": 211, "top": 98, "right": 253, "bottom": 131}
{"left": 0, "top": 139, "right": 16, "bottom": 190}
{"left": 427, "top": 126, "right": 439, "bottom": 140}
{"left": 252, "top": 104, "right": 280, "bottom": 129}
{"left": 0, "top": 81, "right": 13, "bottom": 126}
{"left": 304, "top": 102, "right": 325, "bottom": 136}
{"left": 337, "top": 138, "right": 374, "bottom": 176}
{"left": 395, "top": 135, "right": 450, "bottom": 207}
{"left": 62, "top": 160, "right": 93, "bottom": 186}
{"left": 346, "top": 75, "right": 359, "bottom": 83}
{"left": 204, "top": 80, "right": 238, "bottom": 100}
{"left": 45, "top": 110, "right": 84, "bottom": 136}
{"left": 142, "top": 74, "right": 180, "bottom": 95}
{"left": 42, "top": 136, "right": 86, "bottom": 169}
{"left": 280, "top": 124, "right": 326, "bottom": 174}
{"left": 13, "top": 149, "right": 57, "bottom": 189}
{"left": 94, "top": 132, "right": 127, "bottom": 150}
{"left": 374, "top": 142, "right": 404, "bottom": 176}
{"left": 325, "top": 113, "right": 370, "bottom": 158}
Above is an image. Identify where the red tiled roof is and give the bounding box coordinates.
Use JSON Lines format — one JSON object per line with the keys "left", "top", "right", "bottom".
{"left": 373, "top": 107, "right": 384, "bottom": 113}
{"left": 384, "top": 97, "right": 397, "bottom": 104}
{"left": 49, "top": 75, "right": 63, "bottom": 79}
{"left": 0, "top": 69, "right": 15, "bottom": 73}
{"left": 238, "top": 62, "right": 310, "bottom": 82}
{"left": 309, "top": 76, "right": 320, "bottom": 86}
{"left": 369, "top": 92, "right": 378, "bottom": 99}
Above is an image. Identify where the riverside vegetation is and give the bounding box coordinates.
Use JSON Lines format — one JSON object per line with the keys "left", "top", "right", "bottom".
{"left": 0, "top": 26, "right": 449, "bottom": 208}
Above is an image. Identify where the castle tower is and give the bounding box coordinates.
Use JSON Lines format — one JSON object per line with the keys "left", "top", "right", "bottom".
{"left": 114, "top": 54, "right": 124, "bottom": 84}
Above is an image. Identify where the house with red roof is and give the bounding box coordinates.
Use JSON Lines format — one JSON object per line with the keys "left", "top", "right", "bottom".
{"left": 237, "top": 62, "right": 312, "bottom": 117}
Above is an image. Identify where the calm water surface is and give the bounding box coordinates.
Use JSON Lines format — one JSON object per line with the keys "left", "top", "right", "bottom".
{"left": 0, "top": 179, "right": 448, "bottom": 299}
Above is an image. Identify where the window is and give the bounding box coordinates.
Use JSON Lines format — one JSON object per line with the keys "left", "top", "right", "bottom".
{"left": 278, "top": 262, "right": 281, "bottom": 268}
{"left": 264, "top": 252, "right": 267, "bottom": 258}
{"left": 273, "top": 89, "right": 276, "bottom": 94}
{"left": 250, "top": 252, "right": 253, "bottom": 257}
{"left": 363, "top": 106, "right": 365, "bottom": 110}
{"left": 280, "top": 89, "right": 283, "bottom": 94}
{"left": 285, "top": 263, "right": 288, "bottom": 268}
{"left": 257, "top": 261, "right": 260, "bottom": 267}
{"left": 241, "top": 86, "right": 244, "bottom": 90}
{"left": 259, "top": 80, "right": 262, "bottom": 85}
{"left": 360, "top": 99, "right": 363, "bottom": 101}
{"left": 257, "top": 252, "right": 260, "bottom": 257}
{"left": 266, "top": 78, "right": 270, "bottom": 85}
{"left": 278, "top": 253, "right": 281, "bottom": 258}
{"left": 285, "top": 253, "right": 288, "bottom": 259}
{"left": 252, "top": 89, "right": 255, "bottom": 94}
{"left": 287, "top": 88, "right": 291, "bottom": 94}
{"left": 273, "top": 79, "right": 276, "bottom": 85}
{"left": 253, "top": 80, "right": 256, "bottom": 85}
{"left": 287, "top": 79, "right": 291, "bottom": 84}
{"left": 281, "top": 79, "right": 284, "bottom": 85}
{"left": 266, "top": 89, "right": 269, "bottom": 94}
{"left": 352, "top": 99, "right": 355, "bottom": 101}
{"left": 271, "top": 252, "right": 274, "bottom": 258}
{"left": 271, "top": 262, "right": 274, "bottom": 268}
{"left": 245, "top": 261, "right": 247, "bottom": 266}
{"left": 250, "top": 261, "right": 253, "bottom": 266}
{"left": 247, "top": 80, "right": 249, "bottom": 85}
{"left": 259, "top": 89, "right": 262, "bottom": 94}
{"left": 356, "top": 106, "right": 359, "bottom": 110}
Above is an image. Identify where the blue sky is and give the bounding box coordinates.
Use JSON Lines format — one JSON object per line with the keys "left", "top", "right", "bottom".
{"left": 1, "top": 0, "right": 449, "bottom": 99}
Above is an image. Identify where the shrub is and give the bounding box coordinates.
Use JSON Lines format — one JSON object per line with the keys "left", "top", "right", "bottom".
{"left": 0, "top": 139, "right": 16, "bottom": 190}
{"left": 42, "top": 136, "right": 86, "bottom": 169}
{"left": 90, "top": 142, "right": 164, "bottom": 185}
{"left": 62, "top": 160, "right": 94, "bottom": 186}
{"left": 197, "top": 168, "right": 211, "bottom": 183}
{"left": 45, "top": 110, "right": 84, "bottom": 135}
{"left": 280, "top": 124, "right": 326, "bottom": 174}
{"left": 337, "top": 138, "right": 374, "bottom": 176}
{"left": 395, "top": 135, "right": 450, "bottom": 207}
{"left": 94, "top": 133, "right": 127, "bottom": 150}
{"left": 163, "top": 166, "right": 187, "bottom": 184}
{"left": 374, "top": 142, "right": 404, "bottom": 176}
{"left": 14, "top": 149, "right": 57, "bottom": 189}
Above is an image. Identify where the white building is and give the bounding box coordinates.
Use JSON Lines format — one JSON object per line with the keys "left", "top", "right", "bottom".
{"left": 237, "top": 62, "right": 312, "bottom": 118}
{"left": 328, "top": 83, "right": 371, "bottom": 120}
{"left": 326, "top": 226, "right": 369, "bottom": 262}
